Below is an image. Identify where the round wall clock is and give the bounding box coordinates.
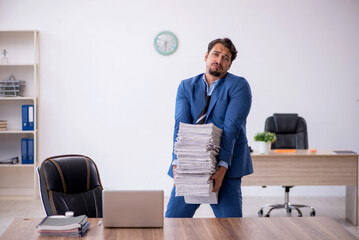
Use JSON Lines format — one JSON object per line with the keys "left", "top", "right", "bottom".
{"left": 154, "top": 31, "right": 178, "bottom": 55}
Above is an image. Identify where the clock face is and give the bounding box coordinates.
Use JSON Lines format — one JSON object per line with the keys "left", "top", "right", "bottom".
{"left": 154, "top": 31, "right": 178, "bottom": 55}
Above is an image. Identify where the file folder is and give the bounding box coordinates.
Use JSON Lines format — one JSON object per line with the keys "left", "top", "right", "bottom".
{"left": 274, "top": 149, "right": 296, "bottom": 153}
{"left": 27, "top": 138, "right": 34, "bottom": 164}
{"left": 22, "top": 105, "right": 28, "bottom": 130}
{"left": 21, "top": 138, "right": 28, "bottom": 164}
{"left": 28, "top": 105, "right": 34, "bottom": 130}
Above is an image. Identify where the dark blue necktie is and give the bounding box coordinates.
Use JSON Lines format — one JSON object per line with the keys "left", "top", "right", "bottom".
{"left": 196, "top": 87, "right": 211, "bottom": 124}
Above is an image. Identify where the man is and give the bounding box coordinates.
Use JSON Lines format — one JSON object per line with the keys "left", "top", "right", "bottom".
{"left": 165, "top": 38, "right": 253, "bottom": 218}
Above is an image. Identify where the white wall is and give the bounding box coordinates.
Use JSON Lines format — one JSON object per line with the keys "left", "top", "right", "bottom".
{"left": 1, "top": 0, "right": 358, "bottom": 197}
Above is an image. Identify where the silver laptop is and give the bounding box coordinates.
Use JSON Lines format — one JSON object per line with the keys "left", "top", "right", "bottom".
{"left": 102, "top": 189, "right": 164, "bottom": 228}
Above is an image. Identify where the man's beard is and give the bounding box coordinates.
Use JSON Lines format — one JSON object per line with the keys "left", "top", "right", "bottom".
{"left": 209, "top": 69, "right": 221, "bottom": 77}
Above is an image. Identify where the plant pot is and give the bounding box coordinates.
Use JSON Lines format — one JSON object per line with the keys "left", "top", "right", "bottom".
{"left": 258, "top": 141, "right": 271, "bottom": 154}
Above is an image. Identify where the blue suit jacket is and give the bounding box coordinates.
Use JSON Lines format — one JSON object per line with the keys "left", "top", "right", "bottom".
{"left": 168, "top": 73, "right": 253, "bottom": 178}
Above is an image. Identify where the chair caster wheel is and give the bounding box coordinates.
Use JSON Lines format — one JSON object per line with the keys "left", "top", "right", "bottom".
{"left": 264, "top": 214, "right": 270, "bottom": 217}
{"left": 310, "top": 211, "right": 316, "bottom": 217}
{"left": 286, "top": 208, "right": 292, "bottom": 213}
{"left": 298, "top": 214, "right": 303, "bottom": 217}
{"left": 258, "top": 209, "right": 263, "bottom": 217}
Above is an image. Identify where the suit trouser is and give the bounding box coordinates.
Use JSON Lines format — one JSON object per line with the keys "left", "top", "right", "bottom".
{"left": 165, "top": 177, "right": 242, "bottom": 218}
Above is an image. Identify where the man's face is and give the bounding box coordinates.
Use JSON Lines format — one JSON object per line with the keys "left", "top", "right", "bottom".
{"left": 205, "top": 43, "right": 232, "bottom": 79}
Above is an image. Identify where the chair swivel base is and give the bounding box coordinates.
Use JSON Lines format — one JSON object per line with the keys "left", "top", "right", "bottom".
{"left": 258, "top": 203, "right": 316, "bottom": 217}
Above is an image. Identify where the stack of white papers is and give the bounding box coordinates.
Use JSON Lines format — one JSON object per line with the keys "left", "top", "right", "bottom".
{"left": 174, "top": 122, "right": 223, "bottom": 204}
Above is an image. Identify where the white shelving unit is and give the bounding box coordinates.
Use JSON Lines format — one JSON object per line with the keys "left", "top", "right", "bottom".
{"left": 0, "top": 30, "right": 38, "bottom": 198}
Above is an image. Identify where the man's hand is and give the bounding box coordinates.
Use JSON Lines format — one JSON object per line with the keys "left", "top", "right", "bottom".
{"left": 211, "top": 166, "right": 227, "bottom": 192}
{"left": 173, "top": 165, "right": 177, "bottom": 186}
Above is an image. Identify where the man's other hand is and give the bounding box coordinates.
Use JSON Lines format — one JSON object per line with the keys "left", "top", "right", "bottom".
{"left": 211, "top": 166, "right": 227, "bottom": 192}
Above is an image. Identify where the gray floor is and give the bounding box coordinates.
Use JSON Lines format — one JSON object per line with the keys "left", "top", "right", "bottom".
{"left": 1, "top": 196, "right": 359, "bottom": 238}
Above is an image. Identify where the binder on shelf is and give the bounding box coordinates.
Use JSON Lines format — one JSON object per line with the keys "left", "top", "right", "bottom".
{"left": 27, "top": 138, "right": 34, "bottom": 164}
{"left": 21, "top": 138, "right": 28, "bottom": 164}
{"left": 22, "top": 105, "right": 28, "bottom": 130}
{"left": 28, "top": 105, "right": 34, "bottom": 130}
{"left": 21, "top": 105, "right": 35, "bottom": 131}
{"left": 21, "top": 138, "right": 34, "bottom": 164}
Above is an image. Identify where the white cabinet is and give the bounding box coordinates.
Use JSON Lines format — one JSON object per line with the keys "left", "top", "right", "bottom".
{"left": 0, "top": 30, "right": 38, "bottom": 198}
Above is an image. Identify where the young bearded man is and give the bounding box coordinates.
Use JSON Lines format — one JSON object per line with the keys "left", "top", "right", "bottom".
{"left": 166, "top": 38, "right": 253, "bottom": 218}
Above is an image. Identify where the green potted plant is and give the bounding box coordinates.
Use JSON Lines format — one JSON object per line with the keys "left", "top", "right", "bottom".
{"left": 254, "top": 132, "right": 276, "bottom": 154}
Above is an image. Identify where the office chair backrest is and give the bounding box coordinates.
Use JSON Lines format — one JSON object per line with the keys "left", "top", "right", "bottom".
{"left": 265, "top": 113, "right": 308, "bottom": 149}
{"left": 37, "top": 154, "right": 103, "bottom": 217}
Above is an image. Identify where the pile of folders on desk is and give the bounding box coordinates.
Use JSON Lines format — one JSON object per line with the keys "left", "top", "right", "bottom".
{"left": 37, "top": 215, "right": 90, "bottom": 237}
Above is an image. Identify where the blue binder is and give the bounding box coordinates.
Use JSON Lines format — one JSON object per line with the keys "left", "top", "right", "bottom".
{"left": 28, "top": 105, "right": 34, "bottom": 130}
{"left": 27, "top": 138, "right": 34, "bottom": 164}
{"left": 22, "top": 105, "right": 28, "bottom": 130}
{"left": 21, "top": 138, "right": 28, "bottom": 164}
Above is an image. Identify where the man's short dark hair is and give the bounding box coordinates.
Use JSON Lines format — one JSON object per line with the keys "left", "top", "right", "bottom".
{"left": 207, "top": 38, "right": 238, "bottom": 62}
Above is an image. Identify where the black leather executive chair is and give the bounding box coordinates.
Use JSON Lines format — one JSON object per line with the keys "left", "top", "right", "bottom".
{"left": 258, "top": 113, "right": 316, "bottom": 217}
{"left": 37, "top": 155, "right": 103, "bottom": 217}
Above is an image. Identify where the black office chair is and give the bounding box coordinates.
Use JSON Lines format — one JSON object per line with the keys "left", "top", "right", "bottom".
{"left": 37, "top": 154, "right": 103, "bottom": 217}
{"left": 258, "top": 113, "right": 316, "bottom": 217}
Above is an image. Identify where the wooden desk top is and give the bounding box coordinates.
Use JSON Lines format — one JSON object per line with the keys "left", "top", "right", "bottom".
{"left": 1, "top": 217, "right": 357, "bottom": 240}
{"left": 251, "top": 149, "right": 358, "bottom": 157}
{"left": 244, "top": 149, "right": 358, "bottom": 186}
